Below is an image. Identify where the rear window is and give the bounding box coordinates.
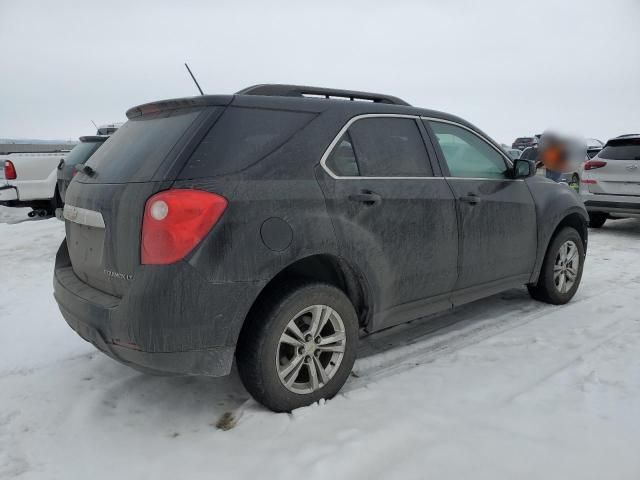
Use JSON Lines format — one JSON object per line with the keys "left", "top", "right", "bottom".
{"left": 84, "top": 108, "right": 204, "bottom": 183}
{"left": 599, "top": 139, "right": 640, "bottom": 160}
{"left": 515, "top": 137, "right": 533, "bottom": 143}
{"left": 179, "top": 107, "right": 315, "bottom": 178}
{"left": 64, "top": 141, "right": 104, "bottom": 166}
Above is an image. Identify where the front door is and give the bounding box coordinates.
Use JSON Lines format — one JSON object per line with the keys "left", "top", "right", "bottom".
{"left": 317, "top": 115, "right": 459, "bottom": 330}
{"left": 425, "top": 119, "right": 537, "bottom": 294}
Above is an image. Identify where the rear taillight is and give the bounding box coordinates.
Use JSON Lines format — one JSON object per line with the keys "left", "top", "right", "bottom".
{"left": 141, "top": 189, "right": 228, "bottom": 265}
{"left": 4, "top": 160, "right": 17, "bottom": 180}
{"left": 584, "top": 160, "right": 607, "bottom": 170}
{"left": 582, "top": 179, "right": 597, "bottom": 184}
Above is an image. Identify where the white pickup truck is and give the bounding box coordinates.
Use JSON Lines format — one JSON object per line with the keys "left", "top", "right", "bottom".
{"left": 0, "top": 151, "right": 69, "bottom": 216}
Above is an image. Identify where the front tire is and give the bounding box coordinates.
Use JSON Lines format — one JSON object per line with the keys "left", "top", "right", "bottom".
{"left": 236, "top": 282, "right": 358, "bottom": 412}
{"left": 528, "top": 227, "right": 585, "bottom": 305}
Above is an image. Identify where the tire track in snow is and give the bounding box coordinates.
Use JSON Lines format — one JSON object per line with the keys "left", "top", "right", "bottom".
{"left": 504, "top": 318, "right": 639, "bottom": 403}
{"left": 346, "top": 277, "right": 630, "bottom": 393}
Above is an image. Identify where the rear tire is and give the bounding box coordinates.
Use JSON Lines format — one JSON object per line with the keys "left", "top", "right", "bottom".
{"left": 236, "top": 282, "right": 358, "bottom": 412}
{"left": 528, "top": 227, "right": 585, "bottom": 305}
{"left": 588, "top": 212, "right": 607, "bottom": 228}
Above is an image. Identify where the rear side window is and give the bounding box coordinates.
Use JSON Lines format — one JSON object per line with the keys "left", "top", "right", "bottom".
{"left": 345, "top": 117, "right": 432, "bottom": 177}
{"left": 85, "top": 108, "right": 204, "bottom": 183}
{"left": 64, "top": 141, "right": 103, "bottom": 166}
{"left": 180, "top": 107, "right": 315, "bottom": 178}
{"left": 599, "top": 139, "right": 640, "bottom": 160}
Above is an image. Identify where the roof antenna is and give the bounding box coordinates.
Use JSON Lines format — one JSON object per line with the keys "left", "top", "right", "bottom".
{"left": 184, "top": 62, "right": 204, "bottom": 96}
{"left": 90, "top": 120, "right": 98, "bottom": 130}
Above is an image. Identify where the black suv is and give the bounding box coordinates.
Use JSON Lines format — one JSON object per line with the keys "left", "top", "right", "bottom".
{"left": 56, "top": 135, "right": 108, "bottom": 205}
{"left": 54, "top": 85, "right": 588, "bottom": 412}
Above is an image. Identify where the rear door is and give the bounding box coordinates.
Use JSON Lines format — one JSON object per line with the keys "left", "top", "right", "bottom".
{"left": 425, "top": 119, "right": 537, "bottom": 295}
{"left": 587, "top": 138, "right": 640, "bottom": 196}
{"left": 317, "top": 115, "right": 458, "bottom": 330}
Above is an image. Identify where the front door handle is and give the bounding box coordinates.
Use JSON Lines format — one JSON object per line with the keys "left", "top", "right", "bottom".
{"left": 460, "top": 193, "right": 481, "bottom": 205}
{"left": 348, "top": 190, "right": 382, "bottom": 206}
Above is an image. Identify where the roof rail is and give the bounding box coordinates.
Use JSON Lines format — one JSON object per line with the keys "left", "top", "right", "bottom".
{"left": 236, "top": 84, "right": 411, "bottom": 106}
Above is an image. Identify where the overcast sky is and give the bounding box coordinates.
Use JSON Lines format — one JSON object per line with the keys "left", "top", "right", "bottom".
{"left": 1, "top": 0, "right": 638, "bottom": 144}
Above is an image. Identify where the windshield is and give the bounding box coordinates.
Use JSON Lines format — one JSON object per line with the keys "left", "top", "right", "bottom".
{"left": 64, "top": 141, "right": 104, "bottom": 166}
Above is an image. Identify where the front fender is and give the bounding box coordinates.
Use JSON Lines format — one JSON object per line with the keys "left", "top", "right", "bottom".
{"left": 526, "top": 175, "right": 588, "bottom": 283}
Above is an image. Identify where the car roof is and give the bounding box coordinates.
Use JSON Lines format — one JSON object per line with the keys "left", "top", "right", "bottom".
{"left": 604, "top": 135, "right": 640, "bottom": 147}
{"left": 126, "top": 84, "right": 487, "bottom": 139}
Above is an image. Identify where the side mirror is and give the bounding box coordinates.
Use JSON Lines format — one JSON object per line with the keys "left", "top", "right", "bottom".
{"left": 513, "top": 158, "right": 536, "bottom": 178}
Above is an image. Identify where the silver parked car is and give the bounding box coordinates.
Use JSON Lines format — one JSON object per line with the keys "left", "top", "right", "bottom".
{"left": 581, "top": 134, "right": 640, "bottom": 228}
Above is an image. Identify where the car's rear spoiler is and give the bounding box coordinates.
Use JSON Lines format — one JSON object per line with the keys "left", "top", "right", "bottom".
{"left": 126, "top": 95, "right": 233, "bottom": 119}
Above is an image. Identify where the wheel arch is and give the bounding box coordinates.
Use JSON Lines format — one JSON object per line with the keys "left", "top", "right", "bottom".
{"left": 530, "top": 209, "right": 588, "bottom": 284}
{"left": 236, "top": 253, "right": 372, "bottom": 346}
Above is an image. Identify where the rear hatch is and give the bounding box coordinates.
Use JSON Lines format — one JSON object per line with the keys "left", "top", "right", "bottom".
{"left": 63, "top": 96, "right": 230, "bottom": 297}
{"left": 587, "top": 137, "right": 640, "bottom": 196}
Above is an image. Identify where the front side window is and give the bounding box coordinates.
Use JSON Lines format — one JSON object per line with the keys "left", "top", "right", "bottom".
{"left": 428, "top": 121, "right": 508, "bottom": 179}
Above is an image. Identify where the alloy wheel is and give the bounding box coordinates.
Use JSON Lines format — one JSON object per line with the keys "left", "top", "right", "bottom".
{"left": 276, "top": 305, "right": 346, "bottom": 394}
{"left": 554, "top": 240, "right": 579, "bottom": 294}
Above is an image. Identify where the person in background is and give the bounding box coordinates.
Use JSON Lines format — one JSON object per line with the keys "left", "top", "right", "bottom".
{"left": 539, "top": 133, "right": 568, "bottom": 182}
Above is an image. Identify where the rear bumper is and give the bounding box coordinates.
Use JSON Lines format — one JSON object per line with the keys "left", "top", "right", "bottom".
{"left": 0, "top": 184, "right": 18, "bottom": 204}
{"left": 53, "top": 241, "right": 263, "bottom": 376}
{"left": 59, "top": 300, "right": 235, "bottom": 376}
{"left": 582, "top": 193, "right": 640, "bottom": 215}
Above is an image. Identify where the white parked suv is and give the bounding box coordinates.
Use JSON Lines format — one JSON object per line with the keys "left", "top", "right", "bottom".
{"left": 581, "top": 134, "right": 640, "bottom": 228}
{"left": 0, "top": 151, "right": 69, "bottom": 216}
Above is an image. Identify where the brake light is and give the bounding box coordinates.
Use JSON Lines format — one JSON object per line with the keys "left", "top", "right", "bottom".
{"left": 584, "top": 160, "right": 607, "bottom": 170}
{"left": 4, "top": 160, "right": 17, "bottom": 180}
{"left": 141, "top": 189, "right": 227, "bottom": 265}
{"left": 582, "top": 179, "right": 597, "bottom": 184}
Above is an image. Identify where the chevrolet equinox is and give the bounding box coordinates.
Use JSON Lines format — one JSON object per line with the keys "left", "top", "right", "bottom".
{"left": 54, "top": 84, "right": 588, "bottom": 412}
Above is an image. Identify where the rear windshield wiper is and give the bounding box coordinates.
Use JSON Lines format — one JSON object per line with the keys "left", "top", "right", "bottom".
{"left": 75, "top": 163, "right": 96, "bottom": 177}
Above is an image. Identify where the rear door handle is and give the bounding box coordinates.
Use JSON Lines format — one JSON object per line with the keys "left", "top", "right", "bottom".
{"left": 348, "top": 191, "right": 382, "bottom": 206}
{"left": 460, "top": 193, "right": 481, "bottom": 205}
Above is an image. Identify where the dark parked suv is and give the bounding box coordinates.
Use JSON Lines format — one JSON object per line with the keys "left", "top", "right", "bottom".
{"left": 57, "top": 135, "right": 109, "bottom": 204}
{"left": 54, "top": 85, "right": 588, "bottom": 412}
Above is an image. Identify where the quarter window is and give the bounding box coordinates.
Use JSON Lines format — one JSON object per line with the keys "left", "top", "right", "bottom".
{"left": 325, "top": 132, "right": 360, "bottom": 177}
{"left": 427, "top": 121, "right": 508, "bottom": 179}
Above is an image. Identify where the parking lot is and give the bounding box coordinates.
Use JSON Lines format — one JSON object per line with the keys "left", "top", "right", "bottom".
{"left": 2, "top": 206, "right": 639, "bottom": 480}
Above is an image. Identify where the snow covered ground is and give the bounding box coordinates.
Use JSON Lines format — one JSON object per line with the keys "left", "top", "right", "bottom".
{"left": 1, "top": 205, "right": 640, "bottom": 480}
